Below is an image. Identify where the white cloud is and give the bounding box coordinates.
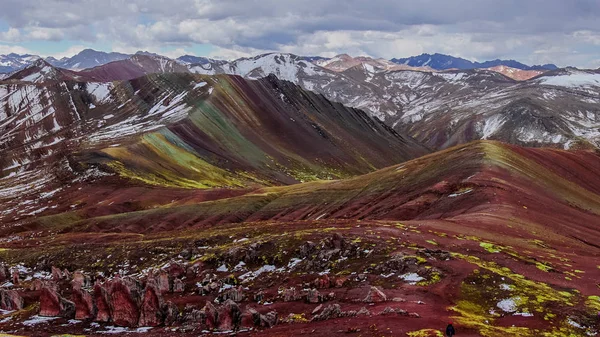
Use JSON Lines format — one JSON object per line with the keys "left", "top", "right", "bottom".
{"left": 1, "top": 0, "right": 600, "bottom": 66}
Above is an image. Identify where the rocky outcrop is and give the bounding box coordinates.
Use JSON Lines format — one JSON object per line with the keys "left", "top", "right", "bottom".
{"left": 138, "top": 279, "right": 164, "bottom": 327}
{"left": 108, "top": 277, "right": 142, "bottom": 327}
{"left": 72, "top": 288, "right": 96, "bottom": 320}
{"left": 93, "top": 283, "right": 111, "bottom": 322}
{"left": 39, "top": 286, "right": 75, "bottom": 318}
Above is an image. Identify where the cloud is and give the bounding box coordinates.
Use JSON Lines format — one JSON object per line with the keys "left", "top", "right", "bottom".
{"left": 1, "top": 0, "right": 600, "bottom": 66}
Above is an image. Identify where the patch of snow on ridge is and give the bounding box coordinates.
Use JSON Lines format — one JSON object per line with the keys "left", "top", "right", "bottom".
{"left": 86, "top": 83, "right": 113, "bottom": 103}
{"left": 481, "top": 115, "right": 505, "bottom": 139}
{"left": 193, "top": 81, "right": 207, "bottom": 89}
{"left": 540, "top": 72, "right": 600, "bottom": 88}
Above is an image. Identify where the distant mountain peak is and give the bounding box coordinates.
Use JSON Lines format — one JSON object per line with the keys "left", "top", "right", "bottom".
{"left": 390, "top": 53, "right": 557, "bottom": 71}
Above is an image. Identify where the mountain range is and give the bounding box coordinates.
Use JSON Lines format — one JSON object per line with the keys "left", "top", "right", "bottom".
{"left": 391, "top": 52, "right": 558, "bottom": 71}
{"left": 0, "top": 49, "right": 559, "bottom": 74}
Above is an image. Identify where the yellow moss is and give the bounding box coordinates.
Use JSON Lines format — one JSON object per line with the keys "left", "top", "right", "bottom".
{"left": 426, "top": 239, "right": 438, "bottom": 246}
{"left": 406, "top": 329, "right": 443, "bottom": 337}
{"left": 479, "top": 242, "right": 501, "bottom": 253}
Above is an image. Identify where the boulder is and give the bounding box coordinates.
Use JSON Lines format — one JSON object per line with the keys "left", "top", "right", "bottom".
{"left": 201, "top": 301, "right": 219, "bottom": 330}
{"left": 363, "top": 286, "right": 387, "bottom": 303}
{"left": 311, "top": 304, "right": 342, "bottom": 322}
{"left": 305, "top": 289, "right": 323, "bottom": 304}
{"left": 72, "top": 271, "right": 91, "bottom": 290}
{"left": 39, "top": 286, "right": 75, "bottom": 318}
{"left": 217, "top": 299, "right": 242, "bottom": 331}
{"left": 163, "top": 301, "right": 180, "bottom": 326}
{"left": 138, "top": 279, "right": 164, "bottom": 327}
{"left": 72, "top": 288, "right": 96, "bottom": 320}
{"left": 93, "top": 283, "right": 111, "bottom": 322}
{"left": 108, "top": 277, "right": 142, "bottom": 327}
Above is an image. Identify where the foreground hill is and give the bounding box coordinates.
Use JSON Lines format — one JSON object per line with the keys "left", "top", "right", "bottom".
{"left": 0, "top": 141, "right": 598, "bottom": 336}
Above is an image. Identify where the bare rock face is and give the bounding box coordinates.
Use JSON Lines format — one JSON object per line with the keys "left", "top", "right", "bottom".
{"left": 72, "top": 288, "right": 96, "bottom": 320}
{"left": 0, "top": 289, "right": 23, "bottom": 310}
{"left": 39, "top": 286, "right": 76, "bottom": 318}
{"left": 108, "top": 277, "right": 142, "bottom": 327}
{"left": 94, "top": 283, "right": 111, "bottom": 322}
{"left": 363, "top": 286, "right": 387, "bottom": 303}
{"left": 138, "top": 279, "right": 165, "bottom": 327}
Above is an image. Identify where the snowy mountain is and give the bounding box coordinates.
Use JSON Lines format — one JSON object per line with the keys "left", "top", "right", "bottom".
{"left": 0, "top": 53, "right": 41, "bottom": 73}
{"left": 314, "top": 54, "right": 433, "bottom": 72}
{"left": 187, "top": 53, "right": 599, "bottom": 149}
{"left": 390, "top": 53, "right": 558, "bottom": 71}
{"left": 47, "top": 49, "right": 129, "bottom": 70}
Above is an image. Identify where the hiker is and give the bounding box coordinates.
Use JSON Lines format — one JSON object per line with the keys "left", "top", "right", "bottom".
{"left": 446, "top": 321, "right": 456, "bottom": 337}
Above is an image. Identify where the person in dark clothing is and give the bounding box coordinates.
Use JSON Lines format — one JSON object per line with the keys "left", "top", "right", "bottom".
{"left": 446, "top": 322, "right": 456, "bottom": 337}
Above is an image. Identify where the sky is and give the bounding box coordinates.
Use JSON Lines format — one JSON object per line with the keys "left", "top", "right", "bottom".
{"left": 1, "top": 0, "right": 600, "bottom": 67}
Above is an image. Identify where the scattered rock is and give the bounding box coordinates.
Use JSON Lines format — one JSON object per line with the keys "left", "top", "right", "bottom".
{"left": 311, "top": 304, "right": 342, "bottom": 322}
{"left": 408, "top": 312, "right": 421, "bottom": 318}
{"left": 357, "top": 307, "right": 371, "bottom": 316}
{"left": 282, "top": 288, "right": 301, "bottom": 302}
{"left": 312, "top": 304, "right": 323, "bottom": 315}
{"left": 305, "top": 289, "right": 323, "bottom": 304}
